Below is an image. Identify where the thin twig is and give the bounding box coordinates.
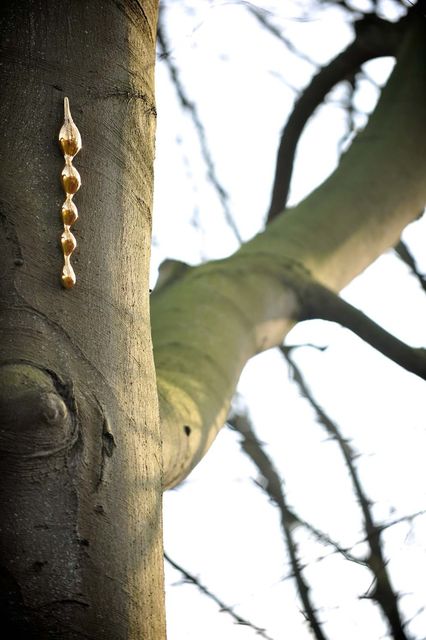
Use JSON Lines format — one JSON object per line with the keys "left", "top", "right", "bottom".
{"left": 246, "top": 5, "right": 319, "bottom": 68}
{"left": 395, "top": 238, "right": 426, "bottom": 295}
{"left": 280, "top": 346, "right": 409, "bottom": 640}
{"left": 164, "top": 552, "right": 275, "bottom": 639}
{"left": 229, "top": 414, "right": 330, "bottom": 640}
{"left": 157, "top": 12, "right": 242, "bottom": 243}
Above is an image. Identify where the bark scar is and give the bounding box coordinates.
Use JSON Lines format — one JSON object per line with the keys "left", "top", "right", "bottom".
{"left": 97, "top": 409, "right": 116, "bottom": 489}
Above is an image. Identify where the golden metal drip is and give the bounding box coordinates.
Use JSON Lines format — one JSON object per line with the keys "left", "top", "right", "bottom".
{"left": 59, "top": 97, "right": 82, "bottom": 157}
{"left": 59, "top": 97, "right": 81, "bottom": 288}
{"left": 61, "top": 195, "right": 78, "bottom": 226}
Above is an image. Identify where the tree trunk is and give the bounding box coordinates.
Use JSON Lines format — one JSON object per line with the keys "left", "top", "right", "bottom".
{"left": 0, "top": 1, "right": 165, "bottom": 638}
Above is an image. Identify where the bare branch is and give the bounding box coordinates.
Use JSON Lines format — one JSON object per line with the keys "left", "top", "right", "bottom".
{"left": 395, "top": 238, "right": 426, "bottom": 294}
{"left": 157, "top": 12, "right": 242, "bottom": 243}
{"left": 246, "top": 5, "right": 319, "bottom": 68}
{"left": 320, "top": 0, "right": 371, "bottom": 14}
{"left": 266, "top": 14, "right": 406, "bottom": 221}
{"left": 298, "top": 280, "right": 426, "bottom": 380}
{"left": 228, "top": 407, "right": 365, "bottom": 565}
{"left": 164, "top": 552, "right": 275, "bottom": 639}
{"left": 293, "top": 515, "right": 367, "bottom": 566}
{"left": 229, "top": 412, "right": 368, "bottom": 567}
{"left": 283, "top": 510, "right": 425, "bottom": 579}
{"left": 229, "top": 414, "right": 330, "bottom": 640}
{"left": 280, "top": 347, "right": 409, "bottom": 640}
{"left": 378, "top": 510, "right": 426, "bottom": 533}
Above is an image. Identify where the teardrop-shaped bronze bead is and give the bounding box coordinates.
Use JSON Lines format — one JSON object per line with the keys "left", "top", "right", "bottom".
{"left": 59, "top": 97, "right": 82, "bottom": 158}
{"left": 61, "top": 228, "right": 77, "bottom": 256}
{"left": 62, "top": 259, "right": 76, "bottom": 289}
{"left": 61, "top": 157, "right": 81, "bottom": 195}
{"left": 61, "top": 196, "right": 79, "bottom": 226}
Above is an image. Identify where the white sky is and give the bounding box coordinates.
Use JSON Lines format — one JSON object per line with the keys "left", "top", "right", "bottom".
{"left": 152, "top": 2, "right": 426, "bottom": 638}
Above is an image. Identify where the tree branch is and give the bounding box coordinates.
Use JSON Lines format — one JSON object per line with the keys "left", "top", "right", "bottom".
{"left": 228, "top": 409, "right": 367, "bottom": 567}
{"left": 156, "top": 16, "right": 426, "bottom": 488}
{"left": 266, "top": 14, "right": 406, "bottom": 221}
{"left": 246, "top": 4, "right": 319, "bottom": 68}
{"left": 281, "top": 346, "right": 409, "bottom": 640}
{"left": 157, "top": 11, "right": 242, "bottom": 243}
{"left": 299, "top": 280, "right": 426, "bottom": 380}
{"left": 229, "top": 414, "right": 330, "bottom": 640}
{"left": 395, "top": 238, "right": 426, "bottom": 295}
{"left": 164, "top": 553, "right": 275, "bottom": 639}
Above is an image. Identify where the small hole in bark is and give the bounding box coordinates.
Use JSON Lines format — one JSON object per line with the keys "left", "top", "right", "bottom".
{"left": 183, "top": 425, "right": 191, "bottom": 436}
{"left": 32, "top": 561, "right": 47, "bottom": 574}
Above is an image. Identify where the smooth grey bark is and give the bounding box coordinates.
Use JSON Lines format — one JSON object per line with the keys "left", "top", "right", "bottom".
{"left": 0, "top": 1, "right": 165, "bottom": 638}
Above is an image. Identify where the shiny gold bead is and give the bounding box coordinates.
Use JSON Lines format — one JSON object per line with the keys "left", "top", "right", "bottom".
{"left": 61, "top": 228, "right": 77, "bottom": 256}
{"left": 61, "top": 196, "right": 78, "bottom": 226}
{"left": 59, "top": 97, "right": 82, "bottom": 158}
{"left": 61, "top": 158, "right": 81, "bottom": 195}
{"left": 62, "top": 260, "right": 76, "bottom": 289}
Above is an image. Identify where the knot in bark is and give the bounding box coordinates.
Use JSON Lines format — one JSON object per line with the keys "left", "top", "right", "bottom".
{"left": 0, "top": 364, "right": 75, "bottom": 458}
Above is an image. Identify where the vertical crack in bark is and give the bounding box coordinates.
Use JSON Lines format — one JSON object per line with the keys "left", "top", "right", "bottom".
{"left": 0, "top": 209, "right": 25, "bottom": 296}
{"left": 94, "top": 398, "right": 116, "bottom": 489}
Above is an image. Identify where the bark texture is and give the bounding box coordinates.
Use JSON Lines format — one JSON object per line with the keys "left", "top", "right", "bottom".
{"left": 0, "top": 1, "right": 164, "bottom": 638}
{"left": 152, "top": 16, "right": 426, "bottom": 489}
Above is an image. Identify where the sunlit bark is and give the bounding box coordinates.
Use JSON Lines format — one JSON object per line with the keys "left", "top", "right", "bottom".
{"left": 0, "top": 1, "right": 164, "bottom": 637}
{"left": 153, "top": 17, "right": 426, "bottom": 488}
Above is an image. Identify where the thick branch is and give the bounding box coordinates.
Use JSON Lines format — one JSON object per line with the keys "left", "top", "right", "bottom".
{"left": 266, "top": 14, "right": 405, "bottom": 221}
{"left": 299, "top": 281, "right": 426, "bottom": 379}
{"left": 155, "top": 17, "right": 426, "bottom": 488}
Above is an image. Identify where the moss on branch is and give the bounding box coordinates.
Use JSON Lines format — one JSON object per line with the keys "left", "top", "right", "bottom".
{"left": 153, "top": 17, "right": 426, "bottom": 488}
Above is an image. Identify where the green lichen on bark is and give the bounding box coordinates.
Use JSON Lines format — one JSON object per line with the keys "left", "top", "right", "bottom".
{"left": 153, "top": 17, "right": 426, "bottom": 488}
